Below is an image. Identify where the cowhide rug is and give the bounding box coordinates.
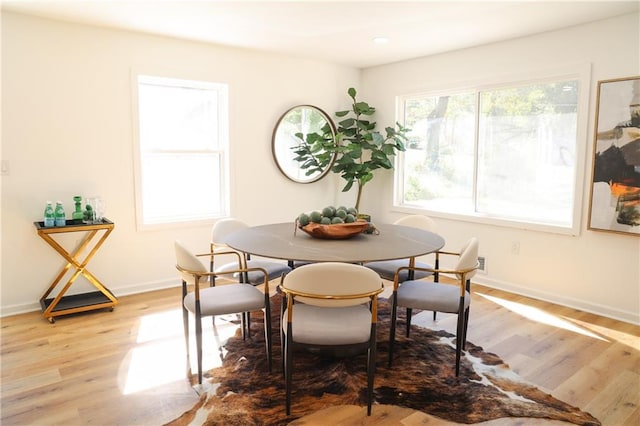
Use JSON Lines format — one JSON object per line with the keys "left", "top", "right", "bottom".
{"left": 166, "top": 297, "right": 600, "bottom": 426}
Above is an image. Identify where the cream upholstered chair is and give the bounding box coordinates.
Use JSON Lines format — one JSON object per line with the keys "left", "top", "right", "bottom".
{"left": 364, "top": 215, "right": 439, "bottom": 282}
{"left": 279, "top": 262, "right": 383, "bottom": 416}
{"left": 175, "top": 241, "right": 272, "bottom": 384}
{"left": 388, "top": 237, "right": 479, "bottom": 376}
{"left": 210, "top": 218, "right": 291, "bottom": 285}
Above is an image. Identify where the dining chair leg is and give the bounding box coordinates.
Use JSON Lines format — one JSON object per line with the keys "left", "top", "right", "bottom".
{"left": 454, "top": 297, "right": 465, "bottom": 377}
{"left": 182, "top": 305, "right": 191, "bottom": 378}
{"left": 280, "top": 296, "right": 287, "bottom": 376}
{"left": 195, "top": 313, "right": 204, "bottom": 384}
{"left": 263, "top": 298, "right": 273, "bottom": 372}
{"left": 455, "top": 324, "right": 463, "bottom": 376}
{"left": 367, "top": 323, "right": 377, "bottom": 416}
{"left": 209, "top": 281, "right": 217, "bottom": 329}
{"left": 463, "top": 279, "right": 471, "bottom": 350}
{"left": 388, "top": 294, "right": 398, "bottom": 367}
{"left": 433, "top": 256, "right": 440, "bottom": 320}
{"left": 240, "top": 312, "right": 246, "bottom": 340}
{"left": 181, "top": 282, "right": 190, "bottom": 366}
{"left": 209, "top": 259, "right": 214, "bottom": 286}
{"left": 462, "top": 306, "right": 470, "bottom": 351}
{"left": 405, "top": 308, "right": 413, "bottom": 337}
{"left": 285, "top": 323, "right": 293, "bottom": 415}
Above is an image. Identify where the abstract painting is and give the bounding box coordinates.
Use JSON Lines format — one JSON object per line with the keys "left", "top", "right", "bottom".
{"left": 588, "top": 76, "right": 640, "bottom": 235}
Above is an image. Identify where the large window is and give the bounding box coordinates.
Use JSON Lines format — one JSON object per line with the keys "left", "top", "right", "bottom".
{"left": 134, "top": 75, "right": 229, "bottom": 228}
{"left": 396, "top": 73, "right": 588, "bottom": 234}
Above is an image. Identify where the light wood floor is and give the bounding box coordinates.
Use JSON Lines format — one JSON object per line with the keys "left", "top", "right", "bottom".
{"left": 1, "top": 283, "right": 638, "bottom": 425}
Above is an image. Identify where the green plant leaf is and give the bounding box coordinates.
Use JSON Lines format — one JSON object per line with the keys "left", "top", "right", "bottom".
{"left": 381, "top": 143, "right": 397, "bottom": 155}
{"left": 354, "top": 101, "right": 375, "bottom": 115}
{"left": 347, "top": 148, "right": 362, "bottom": 159}
{"left": 371, "top": 132, "right": 384, "bottom": 145}
{"left": 360, "top": 172, "right": 374, "bottom": 186}
{"left": 339, "top": 118, "right": 355, "bottom": 128}
{"left": 356, "top": 120, "right": 371, "bottom": 131}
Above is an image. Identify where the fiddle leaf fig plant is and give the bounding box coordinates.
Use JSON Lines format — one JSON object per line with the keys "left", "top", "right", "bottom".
{"left": 332, "top": 87, "right": 409, "bottom": 211}
{"left": 290, "top": 88, "right": 409, "bottom": 211}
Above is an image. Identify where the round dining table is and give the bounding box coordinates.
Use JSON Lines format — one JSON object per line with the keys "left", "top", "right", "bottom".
{"left": 223, "top": 222, "right": 444, "bottom": 264}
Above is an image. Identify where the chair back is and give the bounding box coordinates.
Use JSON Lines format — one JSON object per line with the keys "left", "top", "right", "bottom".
{"left": 281, "top": 262, "right": 382, "bottom": 307}
{"left": 394, "top": 214, "right": 437, "bottom": 232}
{"left": 455, "top": 237, "right": 479, "bottom": 280}
{"left": 211, "top": 218, "right": 249, "bottom": 243}
{"left": 175, "top": 240, "right": 208, "bottom": 285}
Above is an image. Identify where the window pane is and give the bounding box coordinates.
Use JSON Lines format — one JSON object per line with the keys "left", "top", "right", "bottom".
{"left": 141, "top": 153, "right": 224, "bottom": 223}
{"left": 135, "top": 75, "right": 228, "bottom": 226}
{"left": 402, "top": 93, "right": 476, "bottom": 211}
{"left": 138, "top": 82, "right": 220, "bottom": 152}
{"left": 477, "top": 81, "right": 578, "bottom": 225}
{"left": 397, "top": 77, "right": 581, "bottom": 230}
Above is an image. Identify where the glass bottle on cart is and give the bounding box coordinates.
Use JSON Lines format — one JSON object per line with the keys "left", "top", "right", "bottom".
{"left": 72, "top": 196, "right": 84, "bottom": 222}
{"left": 44, "top": 201, "right": 55, "bottom": 227}
{"left": 54, "top": 201, "right": 66, "bottom": 226}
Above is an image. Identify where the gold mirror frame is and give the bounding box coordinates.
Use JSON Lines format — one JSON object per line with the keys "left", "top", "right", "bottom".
{"left": 272, "top": 105, "right": 337, "bottom": 183}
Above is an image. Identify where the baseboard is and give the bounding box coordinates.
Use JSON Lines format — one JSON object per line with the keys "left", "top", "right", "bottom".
{"left": 473, "top": 276, "right": 640, "bottom": 326}
{"left": 0, "top": 301, "right": 43, "bottom": 317}
{"left": 0, "top": 278, "right": 177, "bottom": 318}
{"left": 3, "top": 276, "right": 637, "bottom": 326}
{"left": 112, "top": 278, "right": 178, "bottom": 298}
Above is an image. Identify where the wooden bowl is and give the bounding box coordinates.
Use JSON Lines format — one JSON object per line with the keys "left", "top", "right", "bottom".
{"left": 299, "top": 220, "right": 370, "bottom": 240}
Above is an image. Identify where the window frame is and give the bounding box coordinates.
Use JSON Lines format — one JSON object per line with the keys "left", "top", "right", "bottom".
{"left": 393, "top": 64, "right": 591, "bottom": 236}
{"left": 131, "top": 71, "right": 230, "bottom": 231}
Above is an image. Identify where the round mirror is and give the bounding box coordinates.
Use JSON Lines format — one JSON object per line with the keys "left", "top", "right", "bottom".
{"left": 272, "top": 105, "right": 337, "bottom": 183}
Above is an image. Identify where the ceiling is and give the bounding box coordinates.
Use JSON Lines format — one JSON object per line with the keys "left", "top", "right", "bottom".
{"left": 3, "top": 1, "right": 639, "bottom": 68}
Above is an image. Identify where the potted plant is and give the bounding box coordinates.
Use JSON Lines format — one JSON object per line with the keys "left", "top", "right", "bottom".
{"left": 333, "top": 87, "right": 409, "bottom": 212}
{"left": 292, "top": 87, "right": 409, "bottom": 212}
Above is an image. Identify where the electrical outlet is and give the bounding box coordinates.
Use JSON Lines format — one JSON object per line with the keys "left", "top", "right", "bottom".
{"left": 477, "top": 256, "right": 486, "bottom": 273}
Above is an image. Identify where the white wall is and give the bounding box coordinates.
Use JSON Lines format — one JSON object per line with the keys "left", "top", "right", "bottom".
{"left": 0, "top": 12, "right": 358, "bottom": 315}
{"left": 2, "top": 12, "right": 638, "bottom": 325}
{"left": 360, "top": 13, "right": 640, "bottom": 324}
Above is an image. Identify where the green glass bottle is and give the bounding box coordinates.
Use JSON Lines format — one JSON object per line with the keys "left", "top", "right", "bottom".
{"left": 54, "top": 201, "right": 66, "bottom": 227}
{"left": 72, "top": 196, "right": 84, "bottom": 222}
{"left": 44, "top": 201, "right": 55, "bottom": 227}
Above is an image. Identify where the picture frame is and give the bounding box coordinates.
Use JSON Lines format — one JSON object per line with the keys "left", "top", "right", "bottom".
{"left": 587, "top": 76, "right": 640, "bottom": 236}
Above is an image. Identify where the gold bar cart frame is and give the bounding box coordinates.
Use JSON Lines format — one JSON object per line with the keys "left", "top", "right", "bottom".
{"left": 34, "top": 218, "right": 117, "bottom": 323}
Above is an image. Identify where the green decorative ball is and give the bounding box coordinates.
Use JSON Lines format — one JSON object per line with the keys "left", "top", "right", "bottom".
{"left": 298, "top": 213, "right": 310, "bottom": 226}
{"left": 322, "top": 206, "right": 336, "bottom": 218}
{"left": 309, "top": 211, "right": 323, "bottom": 223}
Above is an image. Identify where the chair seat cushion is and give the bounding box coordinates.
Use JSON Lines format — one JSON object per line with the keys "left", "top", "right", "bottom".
{"left": 283, "top": 303, "right": 372, "bottom": 345}
{"left": 216, "top": 260, "right": 292, "bottom": 284}
{"left": 396, "top": 280, "right": 470, "bottom": 313}
{"left": 365, "top": 259, "right": 433, "bottom": 281}
{"left": 184, "top": 284, "right": 264, "bottom": 316}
